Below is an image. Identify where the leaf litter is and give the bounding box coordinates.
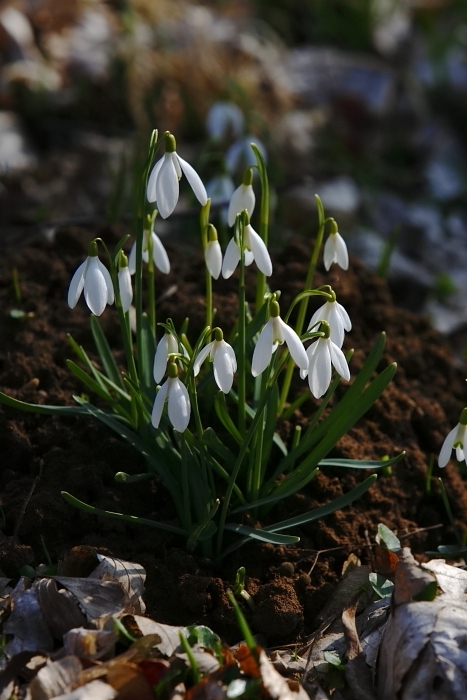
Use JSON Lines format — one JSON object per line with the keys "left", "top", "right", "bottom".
{"left": 0, "top": 539, "right": 466, "bottom": 699}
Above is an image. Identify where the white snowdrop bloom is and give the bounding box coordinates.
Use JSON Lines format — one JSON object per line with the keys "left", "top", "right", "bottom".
{"left": 439, "top": 408, "right": 467, "bottom": 468}
{"left": 151, "top": 363, "right": 190, "bottom": 433}
{"left": 129, "top": 228, "right": 170, "bottom": 275}
{"left": 222, "top": 222, "right": 272, "bottom": 279}
{"left": 117, "top": 253, "right": 132, "bottom": 313}
{"left": 227, "top": 169, "right": 255, "bottom": 227}
{"left": 301, "top": 322, "right": 350, "bottom": 399}
{"left": 194, "top": 328, "right": 237, "bottom": 394}
{"left": 226, "top": 136, "right": 267, "bottom": 175}
{"left": 323, "top": 220, "right": 349, "bottom": 271}
{"left": 204, "top": 225, "right": 222, "bottom": 280}
{"left": 146, "top": 133, "right": 207, "bottom": 219}
{"left": 307, "top": 292, "right": 351, "bottom": 349}
{"left": 153, "top": 331, "right": 179, "bottom": 384}
{"left": 206, "top": 102, "right": 244, "bottom": 141}
{"left": 68, "top": 241, "right": 114, "bottom": 316}
{"left": 252, "top": 301, "right": 308, "bottom": 377}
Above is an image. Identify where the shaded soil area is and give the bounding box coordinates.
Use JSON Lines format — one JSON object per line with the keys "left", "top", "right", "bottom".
{"left": 1, "top": 227, "right": 467, "bottom": 646}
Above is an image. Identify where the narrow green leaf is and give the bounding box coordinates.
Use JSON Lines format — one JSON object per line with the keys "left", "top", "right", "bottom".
{"left": 224, "top": 522, "right": 300, "bottom": 544}
{"left": 187, "top": 499, "right": 219, "bottom": 552}
{"left": 319, "top": 452, "right": 405, "bottom": 469}
{"left": 202, "top": 427, "right": 236, "bottom": 468}
{"left": 214, "top": 392, "right": 242, "bottom": 444}
{"left": 231, "top": 468, "right": 319, "bottom": 514}
{"left": 265, "top": 474, "right": 377, "bottom": 533}
{"left": 0, "top": 390, "right": 89, "bottom": 416}
{"left": 230, "top": 389, "right": 287, "bottom": 457}
{"left": 61, "top": 491, "right": 187, "bottom": 536}
{"left": 377, "top": 523, "right": 401, "bottom": 551}
{"left": 140, "top": 313, "right": 156, "bottom": 396}
{"left": 90, "top": 315, "right": 124, "bottom": 388}
{"left": 66, "top": 360, "right": 112, "bottom": 402}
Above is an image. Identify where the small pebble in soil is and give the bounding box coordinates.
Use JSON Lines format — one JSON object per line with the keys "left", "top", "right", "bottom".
{"left": 278, "top": 561, "right": 295, "bottom": 577}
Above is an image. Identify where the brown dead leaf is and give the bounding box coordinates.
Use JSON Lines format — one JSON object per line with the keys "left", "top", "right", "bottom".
{"left": 52, "top": 577, "right": 128, "bottom": 623}
{"left": 2, "top": 578, "right": 53, "bottom": 666}
{"left": 235, "top": 643, "right": 261, "bottom": 678}
{"left": 130, "top": 615, "right": 183, "bottom": 657}
{"left": 393, "top": 548, "right": 436, "bottom": 604}
{"left": 341, "top": 596, "right": 376, "bottom": 700}
{"left": 259, "top": 649, "right": 310, "bottom": 699}
{"left": 35, "top": 578, "right": 87, "bottom": 639}
{"left": 106, "top": 660, "right": 154, "bottom": 700}
{"left": 63, "top": 627, "right": 118, "bottom": 660}
{"left": 90, "top": 555, "right": 146, "bottom": 615}
{"left": 29, "top": 655, "right": 82, "bottom": 700}
{"left": 374, "top": 545, "right": 399, "bottom": 578}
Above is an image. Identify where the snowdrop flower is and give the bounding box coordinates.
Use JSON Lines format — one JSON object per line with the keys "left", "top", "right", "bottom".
{"left": 151, "top": 360, "right": 190, "bottom": 433}
{"left": 307, "top": 288, "right": 351, "bottom": 348}
{"left": 146, "top": 132, "right": 208, "bottom": 219}
{"left": 194, "top": 328, "right": 237, "bottom": 393}
{"left": 228, "top": 168, "right": 255, "bottom": 227}
{"left": 252, "top": 301, "right": 308, "bottom": 377}
{"left": 301, "top": 321, "right": 350, "bottom": 399}
{"left": 204, "top": 224, "right": 223, "bottom": 280}
{"left": 323, "top": 219, "right": 349, "bottom": 271}
{"left": 226, "top": 136, "right": 267, "bottom": 175}
{"left": 68, "top": 240, "right": 114, "bottom": 316}
{"left": 222, "top": 214, "right": 272, "bottom": 279}
{"left": 206, "top": 102, "right": 244, "bottom": 141}
{"left": 129, "top": 226, "right": 170, "bottom": 275}
{"left": 117, "top": 252, "right": 132, "bottom": 313}
{"left": 438, "top": 408, "right": 467, "bottom": 468}
{"left": 153, "top": 331, "right": 179, "bottom": 384}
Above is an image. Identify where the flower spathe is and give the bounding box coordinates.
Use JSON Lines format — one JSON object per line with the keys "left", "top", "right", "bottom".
{"left": 252, "top": 301, "right": 308, "bottom": 377}
{"left": 146, "top": 133, "right": 207, "bottom": 219}
{"left": 151, "top": 373, "right": 191, "bottom": 433}
{"left": 194, "top": 329, "right": 237, "bottom": 394}
{"left": 222, "top": 222, "right": 272, "bottom": 279}
{"left": 438, "top": 408, "right": 467, "bottom": 468}
{"left": 68, "top": 241, "right": 114, "bottom": 317}
{"left": 129, "top": 228, "right": 170, "bottom": 275}
{"left": 301, "top": 322, "right": 350, "bottom": 399}
{"left": 323, "top": 223, "right": 349, "bottom": 271}
{"left": 307, "top": 293, "right": 351, "bottom": 349}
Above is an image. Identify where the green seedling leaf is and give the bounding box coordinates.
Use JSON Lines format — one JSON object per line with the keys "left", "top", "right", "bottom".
{"left": 179, "top": 630, "right": 200, "bottom": 685}
{"left": 369, "top": 572, "right": 394, "bottom": 599}
{"left": 0, "top": 390, "right": 89, "bottom": 416}
{"left": 186, "top": 500, "right": 219, "bottom": 552}
{"left": 319, "top": 452, "right": 405, "bottom": 470}
{"left": 9, "top": 309, "right": 34, "bottom": 319}
{"left": 227, "top": 590, "right": 257, "bottom": 656}
{"left": 114, "top": 472, "right": 153, "bottom": 483}
{"left": 231, "top": 468, "right": 319, "bottom": 514}
{"left": 323, "top": 651, "right": 344, "bottom": 669}
{"left": 377, "top": 523, "right": 401, "bottom": 551}
{"left": 184, "top": 625, "right": 223, "bottom": 665}
{"left": 413, "top": 581, "right": 438, "bottom": 602}
{"left": 215, "top": 392, "right": 242, "bottom": 444}
{"left": 230, "top": 389, "right": 287, "bottom": 457}
{"left": 224, "top": 522, "right": 300, "bottom": 545}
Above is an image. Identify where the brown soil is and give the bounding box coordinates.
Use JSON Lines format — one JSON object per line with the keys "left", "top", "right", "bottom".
{"left": 1, "top": 226, "right": 466, "bottom": 646}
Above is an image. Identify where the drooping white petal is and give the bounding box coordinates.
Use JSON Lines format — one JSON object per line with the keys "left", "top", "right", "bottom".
{"left": 118, "top": 267, "right": 133, "bottom": 312}
{"left": 68, "top": 260, "right": 87, "bottom": 309}
{"left": 84, "top": 257, "right": 109, "bottom": 316}
{"left": 177, "top": 155, "right": 208, "bottom": 206}
{"left": 156, "top": 153, "right": 179, "bottom": 219}
{"left": 308, "top": 339, "right": 331, "bottom": 399}
{"left": 168, "top": 378, "right": 190, "bottom": 432}
{"left": 329, "top": 340, "right": 350, "bottom": 381}
{"left": 278, "top": 319, "right": 309, "bottom": 371}
{"left": 152, "top": 233, "right": 170, "bottom": 274}
{"left": 222, "top": 237, "right": 241, "bottom": 278}
{"left": 327, "top": 302, "right": 345, "bottom": 348}
{"left": 154, "top": 335, "right": 169, "bottom": 383}
{"left": 213, "top": 341, "right": 236, "bottom": 393}
{"left": 336, "top": 301, "right": 352, "bottom": 331}
{"left": 205, "top": 240, "right": 223, "bottom": 279}
{"left": 323, "top": 236, "right": 336, "bottom": 271}
{"left": 439, "top": 426, "right": 458, "bottom": 467}
{"left": 334, "top": 232, "right": 349, "bottom": 270}
{"left": 307, "top": 304, "right": 329, "bottom": 333}
{"left": 128, "top": 242, "right": 137, "bottom": 275}
{"left": 151, "top": 380, "right": 169, "bottom": 429}
{"left": 146, "top": 156, "right": 164, "bottom": 203}
{"left": 251, "top": 319, "right": 274, "bottom": 377}
{"left": 244, "top": 250, "right": 254, "bottom": 266}
{"left": 456, "top": 445, "right": 465, "bottom": 462}
{"left": 97, "top": 259, "right": 114, "bottom": 305}
{"left": 228, "top": 184, "right": 256, "bottom": 227}
{"left": 245, "top": 225, "right": 272, "bottom": 276}
{"left": 193, "top": 342, "right": 214, "bottom": 377}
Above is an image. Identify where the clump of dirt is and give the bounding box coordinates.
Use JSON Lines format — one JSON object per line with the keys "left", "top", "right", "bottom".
{"left": 1, "top": 226, "right": 466, "bottom": 645}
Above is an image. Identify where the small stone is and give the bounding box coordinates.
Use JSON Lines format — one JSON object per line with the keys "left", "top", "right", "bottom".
{"left": 278, "top": 561, "right": 295, "bottom": 577}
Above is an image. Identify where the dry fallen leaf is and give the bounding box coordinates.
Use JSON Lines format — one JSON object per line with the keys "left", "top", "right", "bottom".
{"left": 90, "top": 555, "right": 146, "bottom": 615}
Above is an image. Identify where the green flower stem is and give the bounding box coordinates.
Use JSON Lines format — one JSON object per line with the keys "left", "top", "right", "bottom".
{"left": 252, "top": 144, "right": 269, "bottom": 312}
{"left": 200, "top": 200, "right": 213, "bottom": 331}
{"left": 249, "top": 370, "right": 269, "bottom": 501}
{"left": 216, "top": 353, "right": 289, "bottom": 558}
{"left": 146, "top": 211, "right": 157, "bottom": 338}
{"left": 237, "top": 220, "right": 247, "bottom": 437}
{"left": 278, "top": 195, "right": 326, "bottom": 414}
{"left": 135, "top": 130, "right": 159, "bottom": 379}
{"left": 188, "top": 377, "right": 215, "bottom": 501}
